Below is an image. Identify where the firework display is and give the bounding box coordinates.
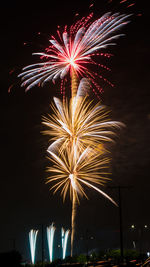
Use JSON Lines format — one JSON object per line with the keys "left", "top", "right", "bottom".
{"left": 19, "top": 11, "right": 129, "bottom": 256}
{"left": 18, "top": 12, "right": 130, "bottom": 96}
{"left": 43, "top": 78, "right": 124, "bottom": 158}
{"left": 29, "top": 229, "right": 38, "bottom": 264}
{"left": 47, "top": 223, "right": 56, "bottom": 262}
{"left": 43, "top": 77, "right": 123, "bottom": 254}
{"left": 43, "top": 79, "right": 122, "bottom": 205}
{"left": 61, "top": 228, "right": 70, "bottom": 259}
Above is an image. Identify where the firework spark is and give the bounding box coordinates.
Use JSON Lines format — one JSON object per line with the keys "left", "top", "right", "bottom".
{"left": 47, "top": 223, "right": 56, "bottom": 262}
{"left": 29, "top": 229, "right": 38, "bottom": 264}
{"left": 46, "top": 144, "right": 116, "bottom": 205}
{"left": 62, "top": 228, "right": 70, "bottom": 259}
{"left": 46, "top": 132, "right": 117, "bottom": 255}
{"left": 43, "top": 78, "right": 124, "bottom": 255}
{"left": 18, "top": 10, "right": 128, "bottom": 257}
{"left": 18, "top": 12, "right": 130, "bottom": 95}
{"left": 43, "top": 78, "right": 124, "bottom": 156}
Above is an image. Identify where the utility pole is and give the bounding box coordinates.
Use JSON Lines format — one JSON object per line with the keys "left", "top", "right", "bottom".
{"left": 85, "top": 229, "right": 89, "bottom": 259}
{"left": 131, "top": 224, "right": 148, "bottom": 254}
{"left": 118, "top": 186, "right": 123, "bottom": 261}
{"left": 41, "top": 224, "right": 44, "bottom": 267}
{"left": 10, "top": 238, "right": 16, "bottom": 250}
{"left": 108, "top": 185, "right": 132, "bottom": 261}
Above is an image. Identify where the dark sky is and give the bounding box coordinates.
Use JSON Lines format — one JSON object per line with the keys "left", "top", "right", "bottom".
{"left": 0, "top": 0, "right": 149, "bottom": 261}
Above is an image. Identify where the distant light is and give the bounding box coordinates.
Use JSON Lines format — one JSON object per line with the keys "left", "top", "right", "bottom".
{"left": 145, "top": 225, "right": 148, "bottom": 228}
{"left": 58, "top": 244, "right": 60, "bottom": 248}
{"left": 147, "top": 252, "right": 150, "bottom": 257}
{"left": 133, "top": 241, "right": 136, "bottom": 249}
{"left": 90, "top": 236, "right": 94, "bottom": 239}
{"left": 131, "top": 224, "right": 135, "bottom": 229}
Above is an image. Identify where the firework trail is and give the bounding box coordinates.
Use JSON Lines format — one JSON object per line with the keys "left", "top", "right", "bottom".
{"left": 46, "top": 134, "right": 118, "bottom": 254}
{"left": 43, "top": 78, "right": 124, "bottom": 255}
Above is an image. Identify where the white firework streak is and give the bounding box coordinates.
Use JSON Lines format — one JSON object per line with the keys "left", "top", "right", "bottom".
{"left": 29, "top": 229, "right": 38, "bottom": 264}
{"left": 47, "top": 223, "right": 56, "bottom": 262}
{"left": 61, "top": 227, "right": 70, "bottom": 259}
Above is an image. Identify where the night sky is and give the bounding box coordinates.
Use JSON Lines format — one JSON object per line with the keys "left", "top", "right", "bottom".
{"left": 0, "top": 0, "right": 149, "bottom": 261}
